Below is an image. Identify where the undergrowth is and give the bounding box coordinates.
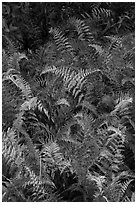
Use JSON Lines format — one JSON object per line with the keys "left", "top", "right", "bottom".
{"left": 2, "top": 2, "right": 135, "bottom": 202}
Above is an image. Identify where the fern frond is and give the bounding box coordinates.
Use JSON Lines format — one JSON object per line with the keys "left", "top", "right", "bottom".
{"left": 19, "top": 96, "right": 51, "bottom": 121}
{"left": 2, "top": 47, "right": 27, "bottom": 73}
{"left": 3, "top": 69, "right": 33, "bottom": 100}
{"left": 41, "top": 142, "right": 71, "bottom": 174}
{"left": 23, "top": 166, "right": 55, "bottom": 201}
{"left": 42, "top": 65, "right": 102, "bottom": 103}
{"left": 2, "top": 34, "right": 20, "bottom": 54}
{"left": 105, "top": 35, "right": 123, "bottom": 52}
{"left": 49, "top": 27, "right": 74, "bottom": 56}
{"left": 68, "top": 17, "right": 94, "bottom": 42}
{"left": 118, "top": 179, "right": 134, "bottom": 201}
{"left": 2, "top": 77, "right": 24, "bottom": 128}
{"left": 89, "top": 44, "right": 104, "bottom": 57}
{"left": 13, "top": 97, "right": 48, "bottom": 129}
{"left": 123, "top": 192, "right": 135, "bottom": 202}
{"left": 2, "top": 128, "right": 24, "bottom": 180}
{"left": 90, "top": 125, "right": 126, "bottom": 177}
{"left": 86, "top": 171, "right": 106, "bottom": 194}
{"left": 56, "top": 98, "right": 70, "bottom": 107}
{"left": 92, "top": 7, "right": 112, "bottom": 21}
{"left": 123, "top": 47, "right": 135, "bottom": 66}
{"left": 112, "top": 94, "right": 133, "bottom": 116}
{"left": 35, "top": 74, "right": 47, "bottom": 88}
{"left": 79, "top": 101, "right": 97, "bottom": 116}
{"left": 33, "top": 42, "right": 57, "bottom": 67}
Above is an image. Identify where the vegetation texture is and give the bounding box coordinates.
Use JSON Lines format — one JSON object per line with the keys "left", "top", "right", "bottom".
{"left": 2, "top": 2, "right": 135, "bottom": 202}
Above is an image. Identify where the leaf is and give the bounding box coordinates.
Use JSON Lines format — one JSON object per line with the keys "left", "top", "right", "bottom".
{"left": 56, "top": 98, "right": 70, "bottom": 107}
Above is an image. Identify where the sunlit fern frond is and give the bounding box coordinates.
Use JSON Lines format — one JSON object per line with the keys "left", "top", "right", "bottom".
{"left": 2, "top": 47, "right": 27, "bottom": 73}
{"left": 41, "top": 66, "right": 81, "bottom": 102}
{"left": 105, "top": 126, "right": 126, "bottom": 169}
{"left": 19, "top": 97, "right": 51, "bottom": 122}
{"left": 56, "top": 98, "right": 70, "bottom": 107}
{"left": 91, "top": 7, "right": 112, "bottom": 21}
{"left": 112, "top": 93, "right": 133, "bottom": 117}
{"left": 3, "top": 96, "right": 51, "bottom": 175}
{"left": 3, "top": 69, "right": 33, "bottom": 100}
{"left": 49, "top": 27, "right": 74, "bottom": 56}
{"left": 42, "top": 65, "right": 102, "bottom": 104}
{"left": 88, "top": 43, "right": 104, "bottom": 57}
{"left": 12, "top": 97, "right": 40, "bottom": 130}
{"left": 118, "top": 179, "right": 134, "bottom": 202}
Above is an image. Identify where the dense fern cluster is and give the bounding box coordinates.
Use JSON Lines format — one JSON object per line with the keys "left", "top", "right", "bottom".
{"left": 2, "top": 2, "right": 135, "bottom": 202}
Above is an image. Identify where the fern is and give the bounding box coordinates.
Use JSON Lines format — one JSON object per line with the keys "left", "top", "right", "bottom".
{"left": 49, "top": 27, "right": 74, "bottom": 56}
{"left": 118, "top": 179, "right": 134, "bottom": 201}
{"left": 42, "top": 65, "right": 102, "bottom": 103}
{"left": 3, "top": 69, "right": 33, "bottom": 100}
{"left": 23, "top": 166, "right": 55, "bottom": 201}
{"left": 68, "top": 17, "right": 94, "bottom": 42}
{"left": 92, "top": 7, "right": 112, "bottom": 21}
{"left": 2, "top": 3, "right": 135, "bottom": 201}
{"left": 41, "top": 142, "right": 72, "bottom": 174}
{"left": 2, "top": 128, "right": 24, "bottom": 178}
